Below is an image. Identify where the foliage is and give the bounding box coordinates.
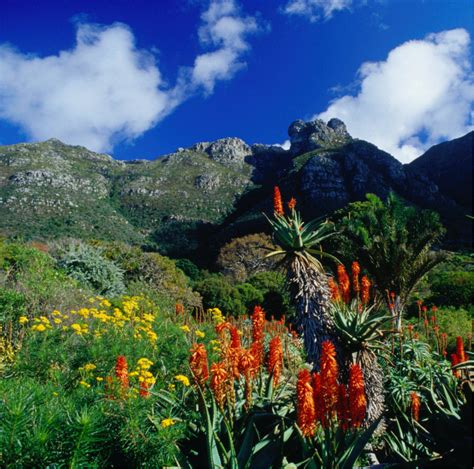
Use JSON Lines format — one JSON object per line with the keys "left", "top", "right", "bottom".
{"left": 194, "top": 273, "right": 245, "bottom": 315}
{"left": 430, "top": 271, "right": 474, "bottom": 308}
{"left": 332, "top": 192, "right": 447, "bottom": 311}
{"left": 216, "top": 233, "right": 277, "bottom": 282}
{"left": 55, "top": 241, "right": 125, "bottom": 297}
{"left": 175, "top": 258, "right": 201, "bottom": 281}
{"left": 382, "top": 338, "right": 465, "bottom": 463}
{"left": 96, "top": 241, "right": 202, "bottom": 307}
{"left": 0, "top": 240, "right": 88, "bottom": 324}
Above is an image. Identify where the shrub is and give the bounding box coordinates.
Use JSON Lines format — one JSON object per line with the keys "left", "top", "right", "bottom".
{"left": 56, "top": 242, "right": 125, "bottom": 297}
{"left": 194, "top": 274, "right": 244, "bottom": 315}
{"left": 216, "top": 233, "right": 276, "bottom": 282}
{"left": 96, "top": 242, "right": 201, "bottom": 307}
{"left": 175, "top": 258, "right": 201, "bottom": 282}
{"left": 430, "top": 271, "right": 474, "bottom": 307}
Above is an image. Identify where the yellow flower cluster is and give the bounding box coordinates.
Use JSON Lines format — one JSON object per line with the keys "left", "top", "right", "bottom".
{"left": 174, "top": 374, "right": 190, "bottom": 386}
{"left": 131, "top": 358, "right": 156, "bottom": 387}
{"left": 23, "top": 296, "right": 159, "bottom": 346}
{"left": 161, "top": 418, "right": 175, "bottom": 428}
{"left": 208, "top": 307, "right": 225, "bottom": 324}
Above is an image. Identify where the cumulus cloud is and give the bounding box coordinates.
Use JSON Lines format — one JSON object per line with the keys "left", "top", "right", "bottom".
{"left": 317, "top": 28, "right": 474, "bottom": 162}
{"left": 190, "top": 0, "right": 260, "bottom": 93}
{"left": 0, "top": 0, "right": 260, "bottom": 152}
{"left": 282, "top": 0, "right": 352, "bottom": 22}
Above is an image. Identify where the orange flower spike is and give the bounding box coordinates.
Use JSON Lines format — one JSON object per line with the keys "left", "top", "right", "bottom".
{"left": 216, "top": 321, "right": 231, "bottom": 337}
{"left": 410, "top": 391, "right": 421, "bottom": 421}
{"left": 252, "top": 306, "right": 265, "bottom": 343}
{"left": 320, "top": 341, "right": 339, "bottom": 417}
{"left": 456, "top": 336, "right": 466, "bottom": 363}
{"left": 210, "top": 362, "right": 228, "bottom": 409}
{"left": 296, "top": 369, "right": 316, "bottom": 437}
{"left": 273, "top": 186, "right": 284, "bottom": 216}
{"left": 115, "top": 355, "right": 129, "bottom": 389}
{"left": 229, "top": 326, "right": 241, "bottom": 349}
{"left": 287, "top": 197, "right": 297, "bottom": 210}
{"left": 337, "top": 384, "right": 350, "bottom": 431}
{"left": 312, "top": 372, "right": 325, "bottom": 426}
{"left": 267, "top": 336, "right": 283, "bottom": 386}
{"left": 361, "top": 276, "right": 371, "bottom": 304}
{"left": 189, "top": 343, "right": 209, "bottom": 387}
{"left": 351, "top": 261, "right": 361, "bottom": 294}
{"left": 337, "top": 265, "right": 350, "bottom": 303}
{"left": 328, "top": 277, "right": 341, "bottom": 302}
{"left": 348, "top": 364, "right": 367, "bottom": 428}
{"left": 139, "top": 381, "right": 150, "bottom": 398}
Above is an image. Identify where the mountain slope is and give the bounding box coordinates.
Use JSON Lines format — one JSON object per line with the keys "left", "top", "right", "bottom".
{"left": 0, "top": 120, "right": 471, "bottom": 255}
{"left": 407, "top": 131, "right": 473, "bottom": 211}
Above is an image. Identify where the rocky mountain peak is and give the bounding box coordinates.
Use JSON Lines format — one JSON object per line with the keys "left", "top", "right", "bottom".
{"left": 288, "top": 118, "right": 351, "bottom": 156}
{"left": 191, "top": 137, "right": 252, "bottom": 167}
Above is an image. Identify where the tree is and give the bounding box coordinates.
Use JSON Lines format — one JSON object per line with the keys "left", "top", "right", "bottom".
{"left": 333, "top": 193, "right": 446, "bottom": 328}
{"left": 216, "top": 233, "right": 276, "bottom": 283}
{"left": 266, "top": 187, "right": 338, "bottom": 366}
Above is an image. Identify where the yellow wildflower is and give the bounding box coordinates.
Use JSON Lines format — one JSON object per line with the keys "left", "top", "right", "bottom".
{"left": 83, "top": 363, "right": 96, "bottom": 372}
{"left": 53, "top": 318, "right": 62, "bottom": 324}
{"left": 19, "top": 316, "right": 29, "bottom": 324}
{"left": 100, "top": 299, "right": 112, "bottom": 307}
{"left": 195, "top": 330, "right": 205, "bottom": 338}
{"left": 32, "top": 324, "right": 46, "bottom": 332}
{"left": 71, "top": 323, "right": 82, "bottom": 334}
{"left": 161, "top": 418, "right": 175, "bottom": 428}
{"left": 175, "top": 375, "right": 190, "bottom": 386}
{"left": 180, "top": 325, "right": 191, "bottom": 333}
{"left": 53, "top": 392, "right": 59, "bottom": 397}
{"left": 96, "top": 377, "right": 104, "bottom": 382}
{"left": 168, "top": 383, "right": 176, "bottom": 392}
{"left": 79, "top": 380, "right": 91, "bottom": 388}
{"left": 52, "top": 310, "right": 62, "bottom": 317}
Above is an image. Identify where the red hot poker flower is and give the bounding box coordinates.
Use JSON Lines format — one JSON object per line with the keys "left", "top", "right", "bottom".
{"left": 287, "top": 197, "right": 297, "bottom": 210}
{"left": 337, "top": 265, "right": 350, "bottom": 303}
{"left": 410, "top": 391, "right": 420, "bottom": 421}
{"left": 115, "top": 355, "right": 129, "bottom": 389}
{"left": 361, "top": 276, "right": 371, "bottom": 304}
{"left": 328, "top": 277, "right": 341, "bottom": 302}
{"left": 456, "top": 336, "right": 466, "bottom": 363}
{"left": 297, "top": 369, "right": 316, "bottom": 437}
{"left": 189, "top": 343, "right": 209, "bottom": 387}
{"left": 210, "top": 362, "right": 228, "bottom": 409}
{"left": 348, "top": 364, "right": 367, "bottom": 428}
{"left": 320, "top": 341, "right": 339, "bottom": 417}
{"left": 273, "top": 186, "right": 284, "bottom": 216}
{"left": 267, "top": 336, "right": 283, "bottom": 386}
{"left": 351, "top": 261, "right": 361, "bottom": 294}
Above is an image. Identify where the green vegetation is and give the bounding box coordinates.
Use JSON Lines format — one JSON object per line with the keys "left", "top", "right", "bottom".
{"left": 0, "top": 188, "right": 472, "bottom": 467}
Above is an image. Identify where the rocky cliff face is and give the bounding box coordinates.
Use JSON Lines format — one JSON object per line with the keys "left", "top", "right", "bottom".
{"left": 0, "top": 119, "right": 471, "bottom": 253}
{"left": 407, "top": 131, "right": 473, "bottom": 211}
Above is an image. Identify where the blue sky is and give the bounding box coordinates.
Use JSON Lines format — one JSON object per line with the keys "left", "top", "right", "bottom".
{"left": 0, "top": 0, "right": 472, "bottom": 162}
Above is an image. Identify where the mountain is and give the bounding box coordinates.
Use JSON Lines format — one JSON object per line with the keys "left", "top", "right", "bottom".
{"left": 0, "top": 120, "right": 471, "bottom": 258}
{"left": 407, "top": 131, "right": 473, "bottom": 211}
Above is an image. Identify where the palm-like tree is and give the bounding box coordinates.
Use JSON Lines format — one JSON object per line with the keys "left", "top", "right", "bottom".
{"left": 266, "top": 188, "right": 338, "bottom": 366}
{"left": 333, "top": 192, "right": 447, "bottom": 329}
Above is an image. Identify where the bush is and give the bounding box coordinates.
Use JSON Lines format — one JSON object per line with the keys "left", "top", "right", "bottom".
{"left": 96, "top": 242, "right": 201, "bottom": 307}
{"left": 175, "top": 258, "right": 201, "bottom": 282}
{"left": 0, "top": 288, "right": 26, "bottom": 326}
{"left": 194, "top": 274, "right": 244, "bottom": 315}
{"left": 56, "top": 242, "right": 125, "bottom": 297}
{"left": 0, "top": 240, "right": 89, "bottom": 318}
{"left": 430, "top": 271, "right": 474, "bottom": 307}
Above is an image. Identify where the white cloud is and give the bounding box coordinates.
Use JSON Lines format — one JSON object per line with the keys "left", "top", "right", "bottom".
{"left": 283, "top": 0, "right": 352, "bottom": 22}
{"left": 317, "top": 28, "right": 474, "bottom": 162}
{"left": 0, "top": 1, "right": 261, "bottom": 152}
{"left": 273, "top": 139, "right": 291, "bottom": 150}
{"left": 191, "top": 0, "right": 260, "bottom": 93}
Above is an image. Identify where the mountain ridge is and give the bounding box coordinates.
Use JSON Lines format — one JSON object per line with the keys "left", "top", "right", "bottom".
{"left": 0, "top": 119, "right": 471, "bottom": 256}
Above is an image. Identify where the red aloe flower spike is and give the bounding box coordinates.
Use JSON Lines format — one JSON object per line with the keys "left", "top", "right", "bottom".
{"left": 320, "top": 341, "right": 339, "bottom": 418}
{"left": 348, "top": 364, "right": 367, "bottom": 428}
{"left": 189, "top": 343, "right": 209, "bottom": 387}
{"left": 273, "top": 186, "right": 284, "bottom": 216}
{"left": 297, "top": 369, "right": 316, "bottom": 437}
{"left": 410, "top": 391, "right": 421, "bottom": 421}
